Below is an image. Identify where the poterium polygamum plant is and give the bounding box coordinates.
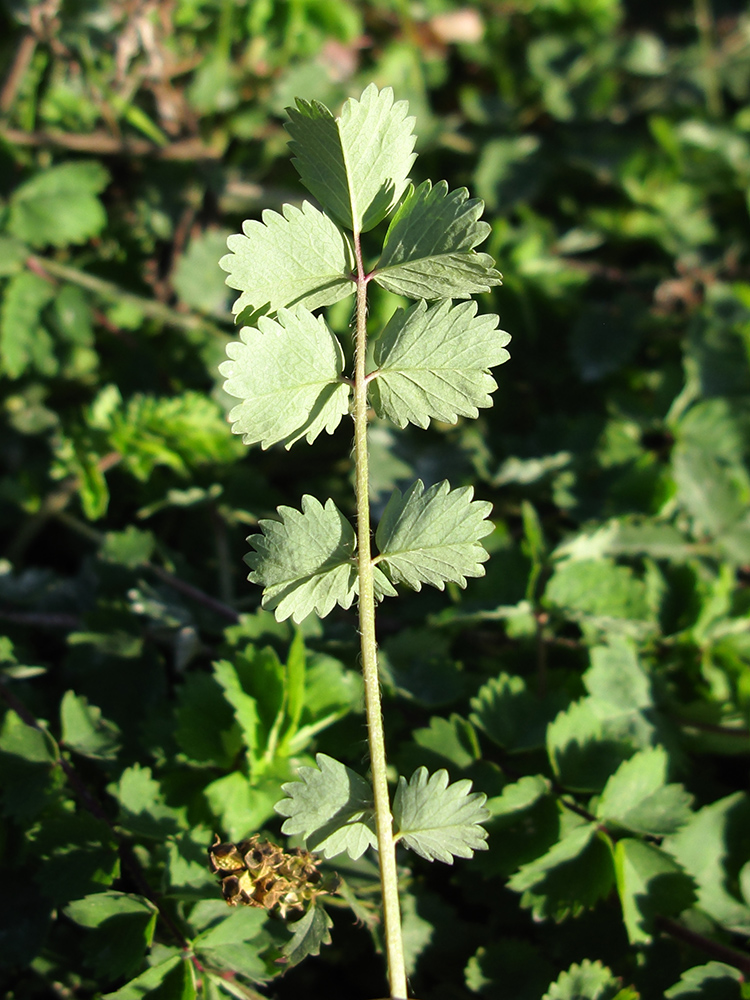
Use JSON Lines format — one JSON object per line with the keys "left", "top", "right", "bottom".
{"left": 217, "top": 84, "right": 509, "bottom": 999}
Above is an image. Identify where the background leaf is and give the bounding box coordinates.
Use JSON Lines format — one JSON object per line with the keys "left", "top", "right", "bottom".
{"left": 8, "top": 162, "right": 109, "bottom": 247}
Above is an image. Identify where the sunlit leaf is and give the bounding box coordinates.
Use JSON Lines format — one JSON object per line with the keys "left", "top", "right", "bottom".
{"left": 375, "top": 480, "right": 493, "bottom": 593}
{"left": 246, "top": 496, "right": 358, "bottom": 623}
{"left": 286, "top": 83, "right": 416, "bottom": 233}
{"left": 220, "top": 306, "right": 350, "bottom": 449}
{"left": 220, "top": 201, "right": 354, "bottom": 322}
{"left": 393, "top": 766, "right": 489, "bottom": 863}
{"left": 372, "top": 180, "right": 501, "bottom": 298}
{"left": 369, "top": 299, "right": 510, "bottom": 429}
{"left": 275, "top": 753, "right": 376, "bottom": 859}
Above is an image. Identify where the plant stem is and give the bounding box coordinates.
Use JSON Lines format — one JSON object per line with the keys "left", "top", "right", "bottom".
{"left": 352, "top": 234, "right": 407, "bottom": 1000}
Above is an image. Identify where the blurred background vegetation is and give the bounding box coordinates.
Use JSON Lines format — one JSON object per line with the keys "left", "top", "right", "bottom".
{"left": 2, "top": 1, "right": 750, "bottom": 998}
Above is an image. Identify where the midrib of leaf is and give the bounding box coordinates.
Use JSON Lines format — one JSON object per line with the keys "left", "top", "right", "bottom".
{"left": 374, "top": 250, "right": 486, "bottom": 276}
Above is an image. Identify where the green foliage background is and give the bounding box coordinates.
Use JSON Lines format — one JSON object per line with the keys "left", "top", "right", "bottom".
{"left": 1, "top": 1, "right": 750, "bottom": 998}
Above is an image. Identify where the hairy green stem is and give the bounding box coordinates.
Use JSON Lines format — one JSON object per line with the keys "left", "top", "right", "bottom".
{"left": 352, "top": 234, "right": 407, "bottom": 1000}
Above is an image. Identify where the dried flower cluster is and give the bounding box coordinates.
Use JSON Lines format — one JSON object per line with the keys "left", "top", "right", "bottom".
{"left": 208, "top": 834, "right": 339, "bottom": 918}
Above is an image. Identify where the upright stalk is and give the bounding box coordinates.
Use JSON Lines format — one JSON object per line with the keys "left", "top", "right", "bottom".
{"left": 352, "top": 233, "right": 408, "bottom": 1000}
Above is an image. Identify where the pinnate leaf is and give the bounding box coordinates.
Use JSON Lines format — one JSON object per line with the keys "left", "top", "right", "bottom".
{"left": 375, "top": 480, "right": 493, "bottom": 593}
{"left": 286, "top": 83, "right": 416, "bottom": 233}
{"left": 274, "top": 753, "right": 376, "bottom": 859}
{"left": 9, "top": 161, "right": 109, "bottom": 247}
{"left": 220, "top": 307, "right": 350, "bottom": 449}
{"left": 246, "top": 496, "right": 358, "bottom": 623}
{"left": 596, "top": 746, "right": 693, "bottom": 836}
{"left": 392, "top": 767, "right": 489, "bottom": 863}
{"left": 220, "top": 201, "right": 354, "bottom": 323}
{"left": 372, "top": 180, "right": 502, "bottom": 299}
{"left": 369, "top": 299, "right": 510, "bottom": 429}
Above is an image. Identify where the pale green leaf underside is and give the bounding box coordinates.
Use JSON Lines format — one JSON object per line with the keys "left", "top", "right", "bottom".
{"left": 275, "top": 753, "right": 377, "bottom": 859}
{"left": 286, "top": 83, "right": 416, "bottom": 233}
{"left": 369, "top": 299, "right": 510, "bottom": 428}
{"left": 375, "top": 480, "right": 493, "bottom": 592}
{"left": 220, "top": 201, "right": 354, "bottom": 322}
{"left": 245, "top": 496, "right": 357, "bottom": 623}
{"left": 220, "top": 306, "right": 350, "bottom": 449}
{"left": 392, "top": 766, "right": 489, "bottom": 863}
{"left": 372, "top": 180, "right": 502, "bottom": 298}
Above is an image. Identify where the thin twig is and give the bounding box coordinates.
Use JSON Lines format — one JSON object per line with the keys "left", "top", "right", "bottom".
{"left": 656, "top": 916, "right": 750, "bottom": 975}
{"left": 0, "top": 32, "right": 38, "bottom": 112}
{"left": 0, "top": 126, "right": 224, "bottom": 159}
{"left": 26, "top": 255, "right": 231, "bottom": 336}
{"left": 0, "top": 610, "right": 81, "bottom": 629}
{"left": 149, "top": 564, "right": 239, "bottom": 623}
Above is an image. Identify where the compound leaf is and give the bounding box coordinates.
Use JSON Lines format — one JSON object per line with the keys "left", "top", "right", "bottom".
{"left": 375, "top": 480, "right": 493, "bottom": 593}
{"left": 613, "top": 838, "right": 696, "bottom": 944}
{"left": 220, "top": 201, "right": 354, "bottom": 323}
{"left": 372, "top": 180, "right": 502, "bottom": 299}
{"left": 246, "top": 496, "right": 358, "bottom": 623}
{"left": 393, "top": 766, "right": 489, "bottom": 863}
{"left": 369, "top": 299, "right": 510, "bottom": 429}
{"left": 274, "top": 753, "right": 376, "bottom": 859}
{"left": 596, "top": 746, "right": 693, "bottom": 836}
{"left": 8, "top": 161, "right": 109, "bottom": 247}
{"left": 286, "top": 83, "right": 416, "bottom": 233}
{"left": 220, "top": 307, "right": 350, "bottom": 449}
